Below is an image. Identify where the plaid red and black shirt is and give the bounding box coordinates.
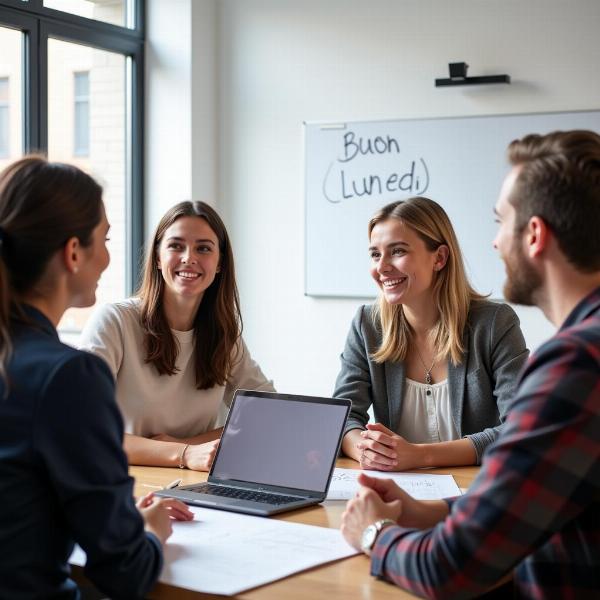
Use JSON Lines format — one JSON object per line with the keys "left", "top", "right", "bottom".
{"left": 371, "top": 287, "right": 600, "bottom": 599}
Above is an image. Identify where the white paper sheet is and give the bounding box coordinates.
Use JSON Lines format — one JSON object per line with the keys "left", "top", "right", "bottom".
{"left": 326, "top": 467, "right": 461, "bottom": 500}
{"left": 71, "top": 506, "right": 358, "bottom": 595}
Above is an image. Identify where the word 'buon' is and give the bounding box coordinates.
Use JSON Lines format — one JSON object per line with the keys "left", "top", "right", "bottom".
{"left": 322, "top": 131, "right": 430, "bottom": 204}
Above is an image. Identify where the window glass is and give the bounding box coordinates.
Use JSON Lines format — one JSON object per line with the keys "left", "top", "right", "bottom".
{"left": 43, "top": 0, "right": 131, "bottom": 29}
{"left": 0, "top": 26, "right": 23, "bottom": 167}
{"left": 0, "top": 78, "right": 9, "bottom": 157}
{"left": 73, "top": 71, "right": 89, "bottom": 155}
{"left": 48, "top": 38, "right": 127, "bottom": 333}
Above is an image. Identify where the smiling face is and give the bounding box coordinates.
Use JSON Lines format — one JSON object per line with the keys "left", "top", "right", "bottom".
{"left": 156, "top": 215, "right": 221, "bottom": 303}
{"left": 71, "top": 206, "right": 111, "bottom": 308}
{"left": 369, "top": 218, "right": 444, "bottom": 306}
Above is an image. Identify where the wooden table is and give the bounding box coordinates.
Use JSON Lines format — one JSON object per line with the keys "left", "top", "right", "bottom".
{"left": 129, "top": 459, "right": 479, "bottom": 600}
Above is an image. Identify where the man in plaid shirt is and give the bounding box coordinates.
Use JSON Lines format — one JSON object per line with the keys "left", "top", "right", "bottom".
{"left": 341, "top": 130, "right": 600, "bottom": 599}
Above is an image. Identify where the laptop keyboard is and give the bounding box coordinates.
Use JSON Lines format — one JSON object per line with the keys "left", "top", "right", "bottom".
{"left": 187, "top": 483, "right": 301, "bottom": 506}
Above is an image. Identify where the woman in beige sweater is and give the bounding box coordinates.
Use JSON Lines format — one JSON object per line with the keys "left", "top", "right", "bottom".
{"left": 81, "top": 201, "right": 274, "bottom": 472}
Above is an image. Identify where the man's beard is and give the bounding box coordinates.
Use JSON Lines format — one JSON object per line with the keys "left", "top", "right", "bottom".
{"left": 503, "top": 238, "right": 543, "bottom": 306}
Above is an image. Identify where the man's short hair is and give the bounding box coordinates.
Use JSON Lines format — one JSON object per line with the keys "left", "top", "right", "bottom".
{"left": 507, "top": 129, "right": 600, "bottom": 272}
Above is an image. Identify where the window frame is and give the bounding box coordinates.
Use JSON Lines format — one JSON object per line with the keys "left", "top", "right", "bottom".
{"left": 0, "top": 0, "right": 144, "bottom": 293}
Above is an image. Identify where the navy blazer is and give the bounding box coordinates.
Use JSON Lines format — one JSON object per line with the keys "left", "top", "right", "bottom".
{"left": 333, "top": 300, "right": 529, "bottom": 463}
{"left": 0, "top": 306, "right": 162, "bottom": 599}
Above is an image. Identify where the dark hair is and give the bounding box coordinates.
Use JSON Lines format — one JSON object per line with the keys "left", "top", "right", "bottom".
{"left": 137, "top": 201, "right": 242, "bottom": 389}
{"left": 507, "top": 130, "right": 600, "bottom": 272}
{"left": 0, "top": 156, "right": 103, "bottom": 381}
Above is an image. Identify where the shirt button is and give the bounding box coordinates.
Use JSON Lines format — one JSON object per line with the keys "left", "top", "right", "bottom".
{"left": 426, "top": 389, "right": 431, "bottom": 396}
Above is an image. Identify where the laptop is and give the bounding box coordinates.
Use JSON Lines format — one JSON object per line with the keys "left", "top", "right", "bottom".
{"left": 156, "top": 390, "right": 350, "bottom": 516}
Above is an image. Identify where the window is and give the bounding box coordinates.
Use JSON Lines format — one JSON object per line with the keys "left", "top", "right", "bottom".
{"left": 49, "top": 41, "right": 127, "bottom": 331}
{"left": 44, "top": 0, "right": 131, "bottom": 29}
{"left": 73, "top": 71, "right": 89, "bottom": 156}
{"left": 0, "top": 24, "right": 23, "bottom": 173}
{"left": 0, "top": 77, "right": 8, "bottom": 157}
{"left": 0, "top": 0, "right": 144, "bottom": 337}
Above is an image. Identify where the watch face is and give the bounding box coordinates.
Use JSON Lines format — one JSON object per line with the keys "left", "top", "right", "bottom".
{"left": 361, "top": 524, "right": 378, "bottom": 554}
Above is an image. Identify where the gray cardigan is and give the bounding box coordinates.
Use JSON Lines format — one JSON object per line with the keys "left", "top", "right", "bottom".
{"left": 333, "top": 300, "right": 529, "bottom": 463}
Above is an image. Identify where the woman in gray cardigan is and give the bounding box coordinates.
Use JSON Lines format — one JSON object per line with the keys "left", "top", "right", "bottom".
{"left": 335, "top": 197, "right": 528, "bottom": 470}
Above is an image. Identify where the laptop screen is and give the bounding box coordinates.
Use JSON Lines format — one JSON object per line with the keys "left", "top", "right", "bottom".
{"left": 211, "top": 392, "right": 349, "bottom": 494}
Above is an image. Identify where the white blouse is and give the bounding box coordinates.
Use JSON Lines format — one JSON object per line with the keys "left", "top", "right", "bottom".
{"left": 396, "top": 378, "right": 460, "bottom": 443}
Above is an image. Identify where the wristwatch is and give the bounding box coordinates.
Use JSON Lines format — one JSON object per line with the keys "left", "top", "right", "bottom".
{"left": 361, "top": 518, "right": 397, "bottom": 555}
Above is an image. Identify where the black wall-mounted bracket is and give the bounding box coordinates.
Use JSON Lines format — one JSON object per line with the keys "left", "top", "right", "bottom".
{"left": 435, "top": 62, "right": 510, "bottom": 87}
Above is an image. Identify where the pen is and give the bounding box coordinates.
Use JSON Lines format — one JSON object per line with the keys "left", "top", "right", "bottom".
{"left": 141, "top": 478, "right": 182, "bottom": 490}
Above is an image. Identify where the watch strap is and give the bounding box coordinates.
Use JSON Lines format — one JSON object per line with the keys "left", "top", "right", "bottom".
{"left": 374, "top": 518, "right": 396, "bottom": 534}
{"left": 362, "top": 518, "right": 397, "bottom": 555}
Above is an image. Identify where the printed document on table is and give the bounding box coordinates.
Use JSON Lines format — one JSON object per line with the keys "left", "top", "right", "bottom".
{"left": 71, "top": 506, "right": 358, "bottom": 595}
{"left": 327, "top": 467, "right": 461, "bottom": 500}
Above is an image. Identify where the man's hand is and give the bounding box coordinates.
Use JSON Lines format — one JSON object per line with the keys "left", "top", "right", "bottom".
{"left": 341, "top": 473, "right": 450, "bottom": 551}
{"left": 340, "top": 476, "right": 402, "bottom": 551}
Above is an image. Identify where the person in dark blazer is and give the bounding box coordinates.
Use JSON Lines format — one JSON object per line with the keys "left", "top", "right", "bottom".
{"left": 0, "top": 157, "right": 192, "bottom": 600}
{"left": 335, "top": 197, "right": 528, "bottom": 470}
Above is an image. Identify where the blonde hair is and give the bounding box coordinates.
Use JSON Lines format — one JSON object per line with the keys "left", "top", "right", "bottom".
{"left": 369, "top": 197, "right": 485, "bottom": 365}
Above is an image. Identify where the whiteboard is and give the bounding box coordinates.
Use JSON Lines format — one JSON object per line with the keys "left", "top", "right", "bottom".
{"left": 304, "top": 110, "right": 600, "bottom": 298}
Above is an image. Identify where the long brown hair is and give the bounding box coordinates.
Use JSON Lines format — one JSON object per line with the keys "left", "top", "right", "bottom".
{"left": 0, "top": 156, "right": 103, "bottom": 382}
{"left": 137, "top": 201, "right": 242, "bottom": 389}
{"left": 369, "top": 197, "right": 485, "bottom": 365}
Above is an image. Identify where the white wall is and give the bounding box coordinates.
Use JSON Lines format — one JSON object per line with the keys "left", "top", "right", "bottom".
{"left": 148, "top": 0, "right": 600, "bottom": 396}
{"left": 145, "top": 0, "right": 217, "bottom": 238}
